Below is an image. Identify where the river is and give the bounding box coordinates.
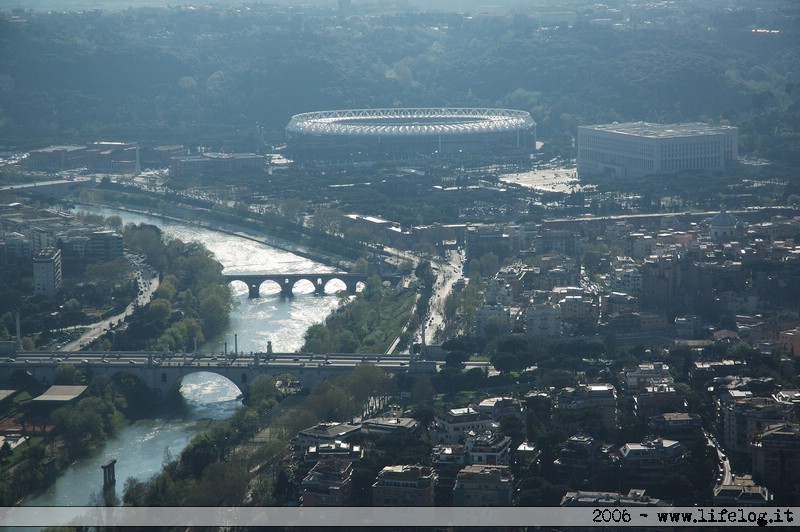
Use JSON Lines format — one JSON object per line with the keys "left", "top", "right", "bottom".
{"left": 23, "top": 206, "right": 344, "bottom": 506}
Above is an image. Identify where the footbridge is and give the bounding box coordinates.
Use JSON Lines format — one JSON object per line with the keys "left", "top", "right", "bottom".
{"left": 0, "top": 351, "right": 436, "bottom": 400}
{"left": 223, "top": 272, "right": 401, "bottom": 298}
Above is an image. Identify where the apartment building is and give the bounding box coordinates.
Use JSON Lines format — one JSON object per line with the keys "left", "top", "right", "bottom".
{"left": 452, "top": 465, "right": 514, "bottom": 507}
{"left": 300, "top": 458, "right": 354, "bottom": 507}
{"left": 372, "top": 465, "right": 437, "bottom": 507}
{"left": 751, "top": 423, "right": 800, "bottom": 502}
{"left": 723, "top": 397, "right": 795, "bottom": 454}
{"left": 33, "top": 247, "right": 62, "bottom": 298}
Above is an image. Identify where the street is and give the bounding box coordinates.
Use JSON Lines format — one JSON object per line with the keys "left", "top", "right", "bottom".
{"left": 425, "top": 248, "right": 464, "bottom": 342}
{"left": 59, "top": 254, "right": 160, "bottom": 352}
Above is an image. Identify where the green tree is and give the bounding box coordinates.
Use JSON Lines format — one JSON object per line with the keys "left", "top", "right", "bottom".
{"left": 348, "top": 364, "right": 391, "bottom": 406}
{"left": 198, "top": 293, "right": 229, "bottom": 338}
{"left": 186, "top": 461, "right": 247, "bottom": 506}
{"left": 54, "top": 364, "right": 82, "bottom": 385}
{"left": 105, "top": 215, "right": 123, "bottom": 232}
{"left": 153, "top": 275, "right": 178, "bottom": 302}
{"left": 148, "top": 299, "right": 173, "bottom": 323}
{"left": 247, "top": 374, "right": 278, "bottom": 410}
{"left": 305, "top": 380, "right": 355, "bottom": 421}
{"left": 351, "top": 257, "right": 369, "bottom": 274}
{"left": 410, "top": 374, "right": 435, "bottom": 402}
{"left": 303, "top": 323, "right": 331, "bottom": 354}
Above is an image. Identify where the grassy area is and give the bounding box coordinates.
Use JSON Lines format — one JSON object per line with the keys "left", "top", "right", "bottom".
{"left": 12, "top": 391, "right": 32, "bottom": 404}
{"left": 5, "top": 436, "right": 44, "bottom": 468}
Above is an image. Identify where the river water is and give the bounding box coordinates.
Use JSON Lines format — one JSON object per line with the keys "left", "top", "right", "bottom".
{"left": 23, "top": 206, "right": 343, "bottom": 506}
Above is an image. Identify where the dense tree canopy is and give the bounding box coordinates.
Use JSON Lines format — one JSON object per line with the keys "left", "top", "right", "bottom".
{"left": 1, "top": 4, "right": 798, "bottom": 164}
{"left": 108, "top": 223, "right": 232, "bottom": 351}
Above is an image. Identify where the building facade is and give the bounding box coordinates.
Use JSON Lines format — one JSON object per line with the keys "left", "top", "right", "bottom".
{"left": 724, "top": 397, "right": 795, "bottom": 455}
{"left": 452, "top": 464, "right": 514, "bottom": 507}
{"left": 464, "top": 431, "right": 513, "bottom": 466}
{"left": 555, "top": 384, "right": 619, "bottom": 431}
{"left": 577, "top": 122, "right": 738, "bottom": 179}
{"left": 778, "top": 327, "right": 800, "bottom": 356}
{"left": 751, "top": 423, "right": 800, "bottom": 503}
{"left": 300, "top": 458, "right": 354, "bottom": 507}
{"left": 33, "top": 247, "right": 62, "bottom": 298}
{"left": 621, "top": 362, "right": 673, "bottom": 393}
{"left": 526, "top": 302, "right": 562, "bottom": 339}
{"left": 433, "top": 407, "right": 496, "bottom": 445}
{"left": 618, "top": 438, "right": 686, "bottom": 490}
{"left": 372, "top": 465, "right": 437, "bottom": 507}
{"left": 170, "top": 152, "right": 264, "bottom": 178}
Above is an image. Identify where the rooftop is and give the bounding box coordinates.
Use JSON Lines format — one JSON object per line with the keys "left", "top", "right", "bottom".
{"left": 32, "top": 385, "right": 88, "bottom": 402}
{"left": 580, "top": 121, "right": 737, "bottom": 139}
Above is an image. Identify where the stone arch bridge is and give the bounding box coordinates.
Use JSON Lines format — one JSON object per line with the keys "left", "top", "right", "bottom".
{"left": 1, "top": 352, "right": 431, "bottom": 401}
{"left": 223, "top": 272, "right": 401, "bottom": 298}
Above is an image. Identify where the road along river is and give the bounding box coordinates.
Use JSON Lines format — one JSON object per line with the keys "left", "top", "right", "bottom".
{"left": 24, "top": 206, "right": 346, "bottom": 506}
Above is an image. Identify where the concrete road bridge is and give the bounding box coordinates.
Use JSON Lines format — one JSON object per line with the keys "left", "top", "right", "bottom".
{"left": 0, "top": 351, "right": 435, "bottom": 400}
{"left": 223, "top": 272, "right": 401, "bottom": 298}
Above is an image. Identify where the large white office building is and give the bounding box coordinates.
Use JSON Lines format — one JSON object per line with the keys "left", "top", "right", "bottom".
{"left": 577, "top": 122, "right": 738, "bottom": 179}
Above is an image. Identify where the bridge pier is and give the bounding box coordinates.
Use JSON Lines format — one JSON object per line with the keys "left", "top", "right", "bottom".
{"left": 102, "top": 459, "right": 117, "bottom": 489}
{"left": 345, "top": 280, "right": 359, "bottom": 294}
{"left": 314, "top": 279, "right": 326, "bottom": 295}
{"left": 280, "top": 280, "right": 294, "bottom": 297}
{"left": 248, "top": 284, "right": 260, "bottom": 299}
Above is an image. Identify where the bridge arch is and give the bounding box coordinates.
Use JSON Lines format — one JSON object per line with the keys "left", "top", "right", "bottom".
{"left": 254, "top": 279, "right": 283, "bottom": 297}
{"left": 176, "top": 370, "right": 245, "bottom": 404}
{"left": 223, "top": 273, "right": 375, "bottom": 298}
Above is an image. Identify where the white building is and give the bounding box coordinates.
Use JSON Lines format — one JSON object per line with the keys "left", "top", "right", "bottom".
{"left": 559, "top": 294, "right": 598, "bottom": 326}
{"left": 526, "top": 302, "right": 562, "bottom": 339}
{"left": 621, "top": 362, "right": 673, "bottom": 393}
{"left": 433, "top": 407, "right": 497, "bottom": 445}
{"left": 611, "top": 267, "right": 642, "bottom": 295}
{"left": 33, "top": 247, "right": 62, "bottom": 299}
{"left": 618, "top": 438, "right": 686, "bottom": 488}
{"left": 484, "top": 278, "right": 514, "bottom": 306}
{"left": 577, "top": 122, "right": 738, "bottom": 179}
{"left": 475, "top": 304, "right": 510, "bottom": 336}
{"left": 464, "top": 431, "right": 513, "bottom": 466}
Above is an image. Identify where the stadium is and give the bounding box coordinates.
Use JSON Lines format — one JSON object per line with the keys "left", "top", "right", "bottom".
{"left": 285, "top": 108, "right": 536, "bottom": 164}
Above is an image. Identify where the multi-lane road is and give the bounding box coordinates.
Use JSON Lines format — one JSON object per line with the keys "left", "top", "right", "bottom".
{"left": 1, "top": 350, "right": 426, "bottom": 371}
{"left": 426, "top": 248, "right": 465, "bottom": 341}
{"left": 58, "top": 253, "right": 160, "bottom": 352}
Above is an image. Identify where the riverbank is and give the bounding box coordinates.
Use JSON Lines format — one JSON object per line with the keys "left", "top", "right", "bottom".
{"left": 75, "top": 200, "right": 352, "bottom": 269}
{"left": 10, "top": 201, "right": 348, "bottom": 507}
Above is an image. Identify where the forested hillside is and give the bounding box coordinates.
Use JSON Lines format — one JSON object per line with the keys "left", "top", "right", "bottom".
{"left": 1, "top": 3, "right": 798, "bottom": 163}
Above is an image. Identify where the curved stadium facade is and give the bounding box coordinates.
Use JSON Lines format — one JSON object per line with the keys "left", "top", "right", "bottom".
{"left": 285, "top": 108, "right": 536, "bottom": 164}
